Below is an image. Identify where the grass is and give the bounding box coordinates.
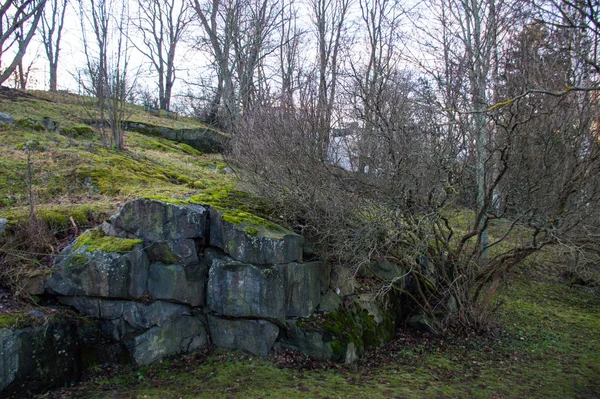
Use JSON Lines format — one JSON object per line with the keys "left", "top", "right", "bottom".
{"left": 0, "top": 90, "right": 211, "bottom": 130}
{"left": 0, "top": 90, "right": 235, "bottom": 227}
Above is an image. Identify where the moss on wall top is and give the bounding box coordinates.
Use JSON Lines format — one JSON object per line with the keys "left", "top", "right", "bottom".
{"left": 74, "top": 229, "right": 142, "bottom": 253}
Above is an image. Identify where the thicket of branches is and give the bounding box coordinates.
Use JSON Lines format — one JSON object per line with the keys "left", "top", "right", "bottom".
{"left": 228, "top": 0, "right": 600, "bottom": 330}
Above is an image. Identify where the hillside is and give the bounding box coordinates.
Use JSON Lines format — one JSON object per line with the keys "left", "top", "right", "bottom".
{"left": 0, "top": 89, "right": 598, "bottom": 399}
{"left": 0, "top": 88, "right": 239, "bottom": 229}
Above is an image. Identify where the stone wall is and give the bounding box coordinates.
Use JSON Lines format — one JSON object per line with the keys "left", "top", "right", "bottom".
{"left": 1, "top": 198, "right": 400, "bottom": 396}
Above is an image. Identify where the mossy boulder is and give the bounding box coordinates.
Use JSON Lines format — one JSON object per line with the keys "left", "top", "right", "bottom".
{"left": 15, "top": 117, "right": 45, "bottom": 131}
{"left": 106, "top": 199, "right": 209, "bottom": 266}
{"left": 209, "top": 207, "right": 303, "bottom": 265}
{"left": 207, "top": 315, "right": 279, "bottom": 357}
{"left": 0, "top": 112, "right": 14, "bottom": 124}
{"left": 60, "top": 125, "right": 94, "bottom": 138}
{"left": 148, "top": 261, "right": 207, "bottom": 307}
{"left": 132, "top": 315, "right": 207, "bottom": 365}
{"left": 45, "top": 233, "right": 149, "bottom": 299}
{"left": 206, "top": 249, "right": 285, "bottom": 321}
{"left": 286, "top": 298, "right": 396, "bottom": 362}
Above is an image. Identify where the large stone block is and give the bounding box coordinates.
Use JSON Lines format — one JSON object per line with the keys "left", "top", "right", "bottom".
{"left": 46, "top": 243, "right": 148, "bottom": 299}
{"left": 107, "top": 199, "right": 208, "bottom": 265}
{"left": 208, "top": 315, "right": 279, "bottom": 357}
{"left": 209, "top": 208, "right": 303, "bottom": 265}
{"left": 281, "top": 319, "right": 334, "bottom": 361}
{"left": 207, "top": 252, "right": 285, "bottom": 321}
{"left": 148, "top": 262, "right": 207, "bottom": 307}
{"left": 59, "top": 297, "right": 191, "bottom": 340}
{"left": 109, "top": 198, "right": 208, "bottom": 241}
{"left": 0, "top": 322, "right": 80, "bottom": 397}
{"left": 132, "top": 315, "right": 208, "bottom": 365}
{"left": 277, "top": 261, "right": 329, "bottom": 317}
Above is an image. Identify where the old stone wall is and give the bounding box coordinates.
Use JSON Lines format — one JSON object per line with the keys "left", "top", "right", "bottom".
{"left": 1, "top": 198, "right": 400, "bottom": 396}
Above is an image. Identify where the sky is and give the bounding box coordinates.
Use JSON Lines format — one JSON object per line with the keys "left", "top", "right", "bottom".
{"left": 14, "top": 0, "right": 208, "bottom": 110}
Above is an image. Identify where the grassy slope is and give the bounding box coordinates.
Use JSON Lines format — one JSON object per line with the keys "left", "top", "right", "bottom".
{"left": 0, "top": 89, "right": 232, "bottom": 228}
{"left": 1, "top": 90, "right": 597, "bottom": 399}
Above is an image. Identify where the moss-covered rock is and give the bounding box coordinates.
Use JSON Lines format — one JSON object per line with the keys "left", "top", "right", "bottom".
{"left": 285, "top": 297, "right": 397, "bottom": 362}
{"left": 60, "top": 125, "right": 94, "bottom": 138}
{"left": 15, "top": 117, "right": 45, "bottom": 131}
{"left": 209, "top": 207, "right": 303, "bottom": 265}
{"left": 45, "top": 232, "right": 149, "bottom": 299}
{"left": 122, "top": 121, "right": 227, "bottom": 153}
{"left": 74, "top": 229, "right": 143, "bottom": 253}
{"left": 106, "top": 198, "right": 208, "bottom": 266}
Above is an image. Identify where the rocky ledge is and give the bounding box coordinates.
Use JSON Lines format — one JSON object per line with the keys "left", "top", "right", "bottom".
{"left": 1, "top": 198, "right": 402, "bottom": 396}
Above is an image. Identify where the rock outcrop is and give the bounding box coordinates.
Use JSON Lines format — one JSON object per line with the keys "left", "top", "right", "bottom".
{"left": 122, "top": 121, "right": 227, "bottom": 153}
{"left": 44, "top": 198, "right": 333, "bottom": 365}
{"left": 0, "top": 322, "right": 81, "bottom": 397}
{"left": 2, "top": 196, "right": 405, "bottom": 397}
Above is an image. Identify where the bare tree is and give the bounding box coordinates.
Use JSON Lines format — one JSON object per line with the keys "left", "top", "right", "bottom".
{"left": 311, "top": 0, "right": 352, "bottom": 157}
{"left": 349, "top": 0, "right": 404, "bottom": 175}
{"left": 191, "top": 0, "right": 237, "bottom": 129}
{"left": 39, "top": 0, "right": 67, "bottom": 91}
{"left": 277, "top": 0, "right": 304, "bottom": 110}
{"left": 532, "top": 0, "right": 600, "bottom": 73}
{"left": 0, "top": 0, "right": 46, "bottom": 85}
{"left": 232, "top": 0, "right": 283, "bottom": 112}
{"left": 191, "top": 0, "right": 283, "bottom": 129}
{"left": 12, "top": 17, "right": 41, "bottom": 89}
{"left": 133, "top": 0, "right": 192, "bottom": 111}
{"left": 78, "top": 0, "right": 136, "bottom": 150}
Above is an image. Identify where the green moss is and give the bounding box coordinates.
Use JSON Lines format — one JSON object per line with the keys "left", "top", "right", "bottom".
{"left": 221, "top": 210, "right": 279, "bottom": 230}
{"left": 0, "top": 313, "right": 34, "bottom": 329}
{"left": 70, "top": 253, "right": 88, "bottom": 266}
{"left": 16, "top": 118, "right": 45, "bottom": 131}
{"left": 74, "top": 229, "right": 142, "bottom": 253}
{"left": 330, "top": 339, "right": 343, "bottom": 355}
{"left": 1, "top": 204, "right": 111, "bottom": 231}
{"left": 322, "top": 304, "right": 365, "bottom": 351}
{"left": 187, "top": 185, "right": 250, "bottom": 208}
{"left": 245, "top": 227, "right": 259, "bottom": 237}
{"left": 146, "top": 185, "right": 287, "bottom": 238}
{"left": 177, "top": 143, "right": 202, "bottom": 156}
{"left": 61, "top": 125, "right": 94, "bottom": 138}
